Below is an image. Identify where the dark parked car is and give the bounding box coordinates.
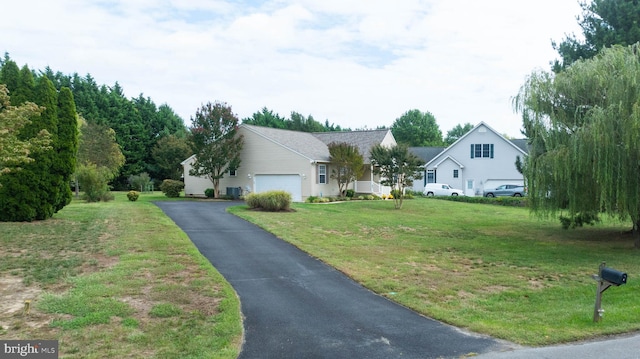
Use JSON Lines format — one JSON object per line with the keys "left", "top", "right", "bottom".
{"left": 483, "top": 184, "right": 526, "bottom": 197}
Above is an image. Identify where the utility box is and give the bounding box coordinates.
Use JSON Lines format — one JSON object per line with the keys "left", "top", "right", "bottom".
{"left": 226, "top": 187, "right": 241, "bottom": 199}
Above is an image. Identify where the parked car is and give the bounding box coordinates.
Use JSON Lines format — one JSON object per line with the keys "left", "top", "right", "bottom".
{"left": 423, "top": 183, "right": 464, "bottom": 196}
{"left": 483, "top": 184, "right": 526, "bottom": 197}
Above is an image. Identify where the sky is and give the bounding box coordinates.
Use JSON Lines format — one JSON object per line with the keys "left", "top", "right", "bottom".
{"left": 1, "top": 0, "right": 584, "bottom": 138}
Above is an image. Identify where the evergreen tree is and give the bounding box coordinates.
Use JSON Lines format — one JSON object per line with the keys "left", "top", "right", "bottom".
{"left": 243, "top": 107, "right": 287, "bottom": 128}
{"left": 54, "top": 87, "right": 79, "bottom": 211}
{"left": 13, "top": 65, "right": 35, "bottom": 105}
{"left": 0, "top": 57, "right": 20, "bottom": 103}
{"left": 552, "top": 0, "right": 640, "bottom": 71}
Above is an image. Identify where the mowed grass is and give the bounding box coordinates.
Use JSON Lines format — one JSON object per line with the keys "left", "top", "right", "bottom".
{"left": 0, "top": 192, "right": 241, "bottom": 359}
{"left": 229, "top": 198, "right": 640, "bottom": 346}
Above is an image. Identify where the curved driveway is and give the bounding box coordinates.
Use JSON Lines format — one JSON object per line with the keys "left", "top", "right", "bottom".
{"left": 155, "top": 201, "right": 514, "bottom": 358}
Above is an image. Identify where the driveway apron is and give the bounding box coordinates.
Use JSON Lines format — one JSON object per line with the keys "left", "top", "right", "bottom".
{"left": 155, "top": 201, "right": 513, "bottom": 359}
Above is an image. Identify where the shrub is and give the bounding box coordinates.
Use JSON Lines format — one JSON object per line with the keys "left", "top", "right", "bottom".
{"left": 390, "top": 189, "right": 402, "bottom": 199}
{"left": 160, "top": 179, "right": 184, "bottom": 198}
{"left": 76, "top": 164, "right": 113, "bottom": 203}
{"left": 128, "top": 172, "right": 151, "bottom": 192}
{"left": 345, "top": 189, "right": 355, "bottom": 198}
{"left": 204, "top": 188, "right": 215, "bottom": 198}
{"left": 127, "top": 191, "right": 140, "bottom": 201}
{"left": 245, "top": 193, "right": 261, "bottom": 208}
{"left": 245, "top": 191, "right": 292, "bottom": 211}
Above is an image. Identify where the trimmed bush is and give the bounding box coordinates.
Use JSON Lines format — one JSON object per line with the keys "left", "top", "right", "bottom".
{"left": 127, "top": 191, "right": 140, "bottom": 201}
{"left": 245, "top": 191, "right": 291, "bottom": 211}
{"left": 204, "top": 188, "right": 215, "bottom": 198}
{"left": 345, "top": 189, "right": 355, "bottom": 198}
{"left": 160, "top": 179, "right": 184, "bottom": 198}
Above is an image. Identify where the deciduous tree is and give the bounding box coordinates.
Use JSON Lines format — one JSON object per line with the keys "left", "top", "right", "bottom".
{"left": 0, "top": 84, "right": 50, "bottom": 177}
{"left": 370, "top": 144, "right": 424, "bottom": 209}
{"left": 328, "top": 142, "right": 365, "bottom": 197}
{"left": 514, "top": 44, "right": 640, "bottom": 248}
{"left": 152, "top": 134, "right": 192, "bottom": 180}
{"left": 391, "top": 109, "right": 443, "bottom": 146}
{"left": 189, "top": 101, "right": 244, "bottom": 198}
{"left": 444, "top": 123, "right": 474, "bottom": 145}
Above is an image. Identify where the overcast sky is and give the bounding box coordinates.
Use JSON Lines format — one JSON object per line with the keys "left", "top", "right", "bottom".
{"left": 2, "top": 0, "right": 583, "bottom": 138}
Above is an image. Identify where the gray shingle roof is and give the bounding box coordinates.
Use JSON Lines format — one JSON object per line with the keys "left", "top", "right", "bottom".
{"left": 242, "top": 124, "right": 330, "bottom": 161}
{"left": 408, "top": 147, "right": 446, "bottom": 163}
{"left": 509, "top": 139, "right": 529, "bottom": 154}
{"left": 312, "top": 129, "right": 390, "bottom": 162}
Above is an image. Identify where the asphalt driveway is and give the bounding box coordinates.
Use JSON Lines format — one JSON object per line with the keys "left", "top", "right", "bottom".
{"left": 155, "top": 201, "right": 514, "bottom": 358}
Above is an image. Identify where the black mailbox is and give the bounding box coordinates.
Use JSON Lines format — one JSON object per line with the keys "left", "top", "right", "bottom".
{"left": 600, "top": 267, "right": 627, "bottom": 286}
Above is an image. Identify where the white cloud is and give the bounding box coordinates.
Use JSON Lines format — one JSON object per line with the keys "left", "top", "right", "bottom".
{"left": 1, "top": 0, "right": 583, "bottom": 136}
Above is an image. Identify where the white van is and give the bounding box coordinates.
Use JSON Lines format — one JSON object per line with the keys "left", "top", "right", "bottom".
{"left": 423, "top": 183, "right": 464, "bottom": 196}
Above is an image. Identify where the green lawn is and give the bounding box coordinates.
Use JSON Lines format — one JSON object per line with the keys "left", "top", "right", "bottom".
{"left": 229, "top": 198, "right": 640, "bottom": 346}
{"left": 0, "top": 192, "right": 242, "bottom": 359}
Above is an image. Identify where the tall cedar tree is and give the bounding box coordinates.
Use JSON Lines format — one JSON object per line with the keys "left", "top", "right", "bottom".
{"left": 0, "top": 74, "right": 60, "bottom": 220}
{"left": 2, "top": 54, "right": 187, "bottom": 191}
{"left": 370, "top": 144, "right": 424, "bottom": 209}
{"left": 552, "top": 0, "right": 640, "bottom": 72}
{"left": 189, "top": 102, "right": 244, "bottom": 198}
{"left": 514, "top": 44, "right": 640, "bottom": 248}
{"left": 54, "top": 87, "right": 79, "bottom": 211}
{"left": 328, "top": 142, "right": 365, "bottom": 197}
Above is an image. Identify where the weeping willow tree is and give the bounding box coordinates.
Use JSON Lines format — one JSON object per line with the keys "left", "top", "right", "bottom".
{"left": 514, "top": 44, "right": 640, "bottom": 248}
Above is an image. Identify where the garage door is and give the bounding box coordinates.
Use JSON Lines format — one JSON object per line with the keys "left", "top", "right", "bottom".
{"left": 254, "top": 174, "right": 302, "bottom": 202}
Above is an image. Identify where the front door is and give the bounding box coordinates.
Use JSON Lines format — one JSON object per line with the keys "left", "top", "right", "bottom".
{"left": 465, "top": 179, "right": 475, "bottom": 196}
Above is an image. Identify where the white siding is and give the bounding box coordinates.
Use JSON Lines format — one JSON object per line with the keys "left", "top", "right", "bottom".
{"left": 426, "top": 123, "right": 526, "bottom": 196}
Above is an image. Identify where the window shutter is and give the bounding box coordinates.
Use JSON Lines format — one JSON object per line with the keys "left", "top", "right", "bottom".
{"left": 490, "top": 144, "right": 494, "bottom": 158}
{"left": 470, "top": 144, "right": 474, "bottom": 158}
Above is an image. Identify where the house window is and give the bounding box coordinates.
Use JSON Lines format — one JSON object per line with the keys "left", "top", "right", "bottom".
{"left": 453, "top": 169, "right": 458, "bottom": 178}
{"left": 318, "top": 164, "right": 327, "bottom": 184}
{"left": 229, "top": 168, "right": 237, "bottom": 176}
{"left": 470, "top": 143, "right": 494, "bottom": 158}
{"left": 426, "top": 169, "right": 435, "bottom": 184}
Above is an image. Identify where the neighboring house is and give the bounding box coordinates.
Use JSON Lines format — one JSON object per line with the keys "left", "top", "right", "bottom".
{"left": 181, "top": 124, "right": 397, "bottom": 201}
{"left": 410, "top": 122, "right": 528, "bottom": 196}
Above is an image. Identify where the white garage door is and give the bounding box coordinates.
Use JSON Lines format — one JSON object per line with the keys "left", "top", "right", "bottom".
{"left": 254, "top": 174, "right": 302, "bottom": 202}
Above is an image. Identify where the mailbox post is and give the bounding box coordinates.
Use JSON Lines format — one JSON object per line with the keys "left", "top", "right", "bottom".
{"left": 592, "top": 262, "right": 627, "bottom": 322}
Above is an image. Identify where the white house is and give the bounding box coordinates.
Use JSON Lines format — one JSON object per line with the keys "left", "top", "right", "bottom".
{"left": 182, "top": 124, "right": 397, "bottom": 201}
{"left": 410, "top": 122, "right": 528, "bottom": 196}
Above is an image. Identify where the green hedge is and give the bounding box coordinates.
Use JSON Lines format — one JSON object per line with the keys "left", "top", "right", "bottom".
{"left": 427, "top": 195, "right": 528, "bottom": 207}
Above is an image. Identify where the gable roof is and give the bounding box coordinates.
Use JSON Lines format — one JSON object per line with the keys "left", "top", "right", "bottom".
{"left": 427, "top": 121, "right": 527, "bottom": 167}
{"left": 241, "top": 124, "right": 330, "bottom": 161}
{"left": 312, "top": 129, "right": 392, "bottom": 163}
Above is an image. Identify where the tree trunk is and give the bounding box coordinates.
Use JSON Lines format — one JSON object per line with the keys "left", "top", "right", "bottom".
{"left": 214, "top": 179, "right": 220, "bottom": 199}
{"left": 634, "top": 220, "right": 640, "bottom": 249}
